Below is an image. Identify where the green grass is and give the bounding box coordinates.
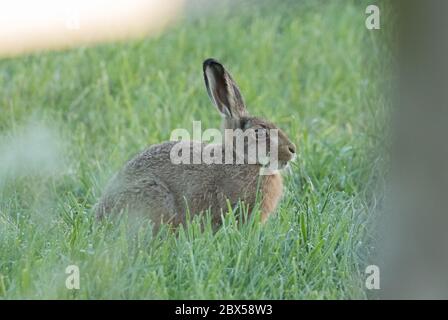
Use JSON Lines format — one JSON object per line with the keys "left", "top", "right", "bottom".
{"left": 0, "top": 0, "right": 389, "bottom": 299}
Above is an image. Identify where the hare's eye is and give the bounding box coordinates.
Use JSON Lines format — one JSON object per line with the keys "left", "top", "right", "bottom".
{"left": 242, "top": 120, "right": 251, "bottom": 130}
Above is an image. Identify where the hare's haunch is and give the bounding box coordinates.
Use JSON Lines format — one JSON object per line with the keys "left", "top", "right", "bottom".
{"left": 95, "top": 59, "right": 296, "bottom": 228}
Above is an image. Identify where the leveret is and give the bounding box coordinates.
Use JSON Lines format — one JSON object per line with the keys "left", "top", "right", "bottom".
{"left": 95, "top": 58, "right": 296, "bottom": 227}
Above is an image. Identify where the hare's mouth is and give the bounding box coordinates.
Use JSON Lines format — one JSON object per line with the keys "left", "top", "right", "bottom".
{"left": 259, "top": 160, "right": 290, "bottom": 176}
{"left": 277, "top": 153, "right": 297, "bottom": 171}
{"left": 279, "top": 152, "right": 297, "bottom": 170}
{"left": 278, "top": 161, "right": 288, "bottom": 169}
{"left": 261, "top": 159, "right": 289, "bottom": 170}
{"left": 278, "top": 161, "right": 291, "bottom": 171}
{"left": 258, "top": 152, "right": 295, "bottom": 172}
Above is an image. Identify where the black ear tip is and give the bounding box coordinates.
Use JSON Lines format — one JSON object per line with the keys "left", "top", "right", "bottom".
{"left": 203, "top": 58, "right": 223, "bottom": 72}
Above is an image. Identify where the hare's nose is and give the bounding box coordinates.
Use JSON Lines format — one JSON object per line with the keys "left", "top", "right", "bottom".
{"left": 288, "top": 144, "right": 296, "bottom": 154}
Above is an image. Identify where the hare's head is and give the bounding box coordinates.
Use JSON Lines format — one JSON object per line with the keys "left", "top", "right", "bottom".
{"left": 203, "top": 58, "right": 296, "bottom": 170}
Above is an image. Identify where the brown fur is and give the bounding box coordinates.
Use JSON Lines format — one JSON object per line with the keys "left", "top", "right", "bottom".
{"left": 260, "top": 173, "right": 283, "bottom": 222}
{"left": 95, "top": 59, "right": 295, "bottom": 228}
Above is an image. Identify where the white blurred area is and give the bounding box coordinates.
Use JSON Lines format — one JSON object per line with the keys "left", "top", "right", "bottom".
{"left": 0, "top": 124, "right": 63, "bottom": 184}
{"left": 0, "top": 0, "right": 184, "bottom": 57}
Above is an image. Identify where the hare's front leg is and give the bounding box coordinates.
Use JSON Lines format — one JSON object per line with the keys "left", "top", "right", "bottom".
{"left": 260, "top": 173, "right": 283, "bottom": 223}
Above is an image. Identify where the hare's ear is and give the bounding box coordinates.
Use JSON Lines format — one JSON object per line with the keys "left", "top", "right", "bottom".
{"left": 203, "top": 58, "right": 248, "bottom": 119}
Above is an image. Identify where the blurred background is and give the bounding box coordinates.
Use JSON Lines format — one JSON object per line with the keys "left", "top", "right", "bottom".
{"left": 0, "top": 0, "right": 404, "bottom": 299}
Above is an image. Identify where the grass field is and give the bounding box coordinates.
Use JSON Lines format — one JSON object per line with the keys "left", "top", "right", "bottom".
{"left": 0, "top": 0, "right": 388, "bottom": 299}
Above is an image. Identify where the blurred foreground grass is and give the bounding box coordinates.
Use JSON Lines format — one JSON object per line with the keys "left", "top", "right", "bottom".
{"left": 0, "top": 0, "right": 389, "bottom": 299}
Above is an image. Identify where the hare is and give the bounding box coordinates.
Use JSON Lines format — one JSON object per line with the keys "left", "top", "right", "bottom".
{"left": 95, "top": 58, "right": 296, "bottom": 227}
